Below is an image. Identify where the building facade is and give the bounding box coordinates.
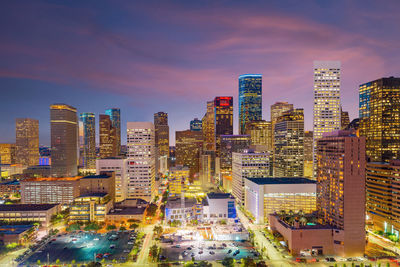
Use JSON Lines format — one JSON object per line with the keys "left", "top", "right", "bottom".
{"left": 238, "top": 74, "right": 262, "bottom": 134}
{"left": 359, "top": 77, "right": 400, "bottom": 162}
{"left": 0, "top": 204, "right": 59, "bottom": 227}
{"left": 105, "top": 108, "right": 121, "bottom": 154}
{"left": 214, "top": 97, "right": 233, "bottom": 155}
{"left": 245, "top": 120, "right": 272, "bottom": 151}
{"left": 219, "top": 135, "right": 251, "bottom": 177}
{"left": 127, "top": 122, "right": 156, "bottom": 202}
{"left": 70, "top": 193, "right": 112, "bottom": 223}
{"left": 96, "top": 158, "right": 128, "bottom": 202}
{"left": 274, "top": 108, "right": 304, "bottom": 177}
{"left": 50, "top": 104, "right": 78, "bottom": 177}
{"left": 232, "top": 151, "right": 270, "bottom": 206}
{"left": 190, "top": 118, "right": 202, "bottom": 131}
{"left": 154, "top": 112, "right": 170, "bottom": 169}
{"left": 99, "top": 114, "right": 118, "bottom": 158}
{"left": 169, "top": 166, "right": 190, "bottom": 197}
{"left": 303, "top": 131, "right": 314, "bottom": 179}
{"left": 175, "top": 130, "right": 203, "bottom": 178}
{"left": 79, "top": 113, "right": 96, "bottom": 169}
{"left": 313, "top": 61, "right": 341, "bottom": 177}
{"left": 0, "top": 144, "right": 16, "bottom": 165}
{"left": 15, "top": 118, "right": 39, "bottom": 167}
{"left": 202, "top": 101, "right": 216, "bottom": 151}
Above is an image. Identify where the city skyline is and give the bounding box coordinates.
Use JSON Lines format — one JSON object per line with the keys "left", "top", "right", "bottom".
{"left": 1, "top": 1, "right": 400, "bottom": 145}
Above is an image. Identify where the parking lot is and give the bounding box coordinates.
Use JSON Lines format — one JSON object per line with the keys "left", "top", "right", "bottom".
{"left": 160, "top": 240, "right": 258, "bottom": 262}
{"left": 20, "top": 230, "right": 136, "bottom": 265}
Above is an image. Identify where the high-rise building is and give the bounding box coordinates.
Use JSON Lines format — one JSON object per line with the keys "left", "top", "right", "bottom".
{"left": 99, "top": 114, "right": 118, "bottom": 158}
{"left": 154, "top": 112, "right": 170, "bottom": 158}
{"left": 96, "top": 158, "right": 128, "bottom": 203}
{"left": 316, "top": 130, "right": 365, "bottom": 256}
{"left": 245, "top": 120, "right": 272, "bottom": 151}
{"left": 232, "top": 150, "right": 270, "bottom": 206}
{"left": 202, "top": 101, "right": 215, "bottom": 151}
{"left": 50, "top": 104, "right": 78, "bottom": 177}
{"left": 313, "top": 61, "right": 341, "bottom": 177}
{"left": 303, "top": 131, "right": 314, "bottom": 178}
{"left": 127, "top": 122, "right": 156, "bottom": 201}
{"left": 79, "top": 113, "right": 96, "bottom": 169}
{"left": 214, "top": 97, "right": 233, "bottom": 155}
{"left": 0, "top": 144, "right": 16, "bottom": 165}
{"left": 105, "top": 108, "right": 121, "bottom": 154}
{"left": 238, "top": 74, "right": 262, "bottom": 134}
{"left": 175, "top": 130, "right": 203, "bottom": 178}
{"left": 190, "top": 118, "right": 202, "bottom": 132}
{"left": 15, "top": 118, "right": 39, "bottom": 167}
{"left": 359, "top": 77, "right": 400, "bottom": 162}
{"left": 169, "top": 166, "right": 189, "bottom": 197}
{"left": 274, "top": 109, "right": 304, "bottom": 177}
{"left": 340, "top": 107, "right": 350, "bottom": 130}
{"left": 219, "top": 135, "right": 251, "bottom": 177}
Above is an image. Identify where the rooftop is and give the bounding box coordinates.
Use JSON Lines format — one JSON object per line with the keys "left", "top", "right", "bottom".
{"left": 107, "top": 206, "right": 146, "bottom": 216}
{"left": 81, "top": 174, "right": 111, "bottom": 179}
{"left": 0, "top": 204, "right": 58, "bottom": 212}
{"left": 23, "top": 176, "right": 82, "bottom": 182}
{"left": 246, "top": 177, "right": 316, "bottom": 185}
{"left": 0, "top": 180, "right": 20, "bottom": 186}
{"left": 207, "top": 193, "right": 234, "bottom": 200}
{"left": 0, "top": 225, "right": 35, "bottom": 235}
{"left": 166, "top": 197, "right": 197, "bottom": 209}
{"left": 77, "top": 192, "right": 109, "bottom": 198}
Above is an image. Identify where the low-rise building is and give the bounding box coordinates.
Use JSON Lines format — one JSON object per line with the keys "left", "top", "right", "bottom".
{"left": 106, "top": 198, "right": 148, "bottom": 224}
{"left": 0, "top": 204, "right": 59, "bottom": 227}
{"left": 96, "top": 158, "right": 128, "bottom": 202}
{"left": 69, "top": 193, "right": 112, "bottom": 223}
{"left": 0, "top": 180, "right": 20, "bottom": 197}
{"left": 80, "top": 173, "right": 116, "bottom": 202}
{"left": 0, "top": 225, "right": 36, "bottom": 245}
{"left": 165, "top": 197, "right": 197, "bottom": 224}
{"left": 202, "top": 193, "right": 236, "bottom": 223}
{"left": 244, "top": 177, "right": 316, "bottom": 224}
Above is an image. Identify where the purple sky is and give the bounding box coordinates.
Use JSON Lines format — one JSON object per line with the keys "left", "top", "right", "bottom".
{"left": 1, "top": 0, "right": 400, "bottom": 145}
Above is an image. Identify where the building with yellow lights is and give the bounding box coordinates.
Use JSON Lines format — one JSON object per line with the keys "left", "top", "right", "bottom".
{"left": 0, "top": 144, "right": 16, "bottom": 165}
{"left": 15, "top": 118, "right": 39, "bottom": 167}
{"left": 70, "top": 193, "right": 112, "bottom": 222}
{"left": 169, "top": 166, "right": 189, "bottom": 197}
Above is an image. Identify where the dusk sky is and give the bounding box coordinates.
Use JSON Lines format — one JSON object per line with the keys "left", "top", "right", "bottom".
{"left": 1, "top": 0, "right": 400, "bottom": 145}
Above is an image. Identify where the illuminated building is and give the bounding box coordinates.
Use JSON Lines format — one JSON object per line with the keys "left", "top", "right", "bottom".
{"left": 366, "top": 161, "right": 400, "bottom": 237}
{"left": 238, "top": 74, "right": 262, "bottom": 134}
{"left": 0, "top": 144, "right": 16, "bottom": 165}
{"left": 202, "top": 101, "right": 215, "bottom": 150}
{"left": 175, "top": 130, "right": 203, "bottom": 178}
{"left": 169, "top": 166, "right": 189, "bottom": 197}
{"left": 96, "top": 158, "right": 127, "bottom": 202}
{"left": 232, "top": 150, "right": 270, "bottom": 206}
{"left": 203, "top": 193, "right": 237, "bottom": 223}
{"left": 274, "top": 108, "right": 304, "bottom": 177}
{"left": 105, "top": 108, "right": 121, "bottom": 154}
{"left": 99, "top": 114, "right": 118, "bottom": 158}
{"left": 0, "top": 180, "right": 20, "bottom": 198}
{"left": 21, "top": 176, "right": 81, "bottom": 204}
{"left": 219, "top": 135, "right": 251, "bottom": 177}
{"left": 154, "top": 112, "right": 170, "bottom": 174}
{"left": 50, "top": 104, "right": 78, "bottom": 177}
{"left": 245, "top": 177, "right": 316, "bottom": 224}
{"left": 245, "top": 120, "right": 272, "bottom": 150}
{"left": 79, "top": 173, "right": 116, "bottom": 202}
{"left": 316, "top": 130, "right": 366, "bottom": 256}
{"left": 0, "top": 204, "right": 59, "bottom": 227}
{"left": 70, "top": 193, "right": 112, "bottom": 223}
{"left": 313, "top": 61, "right": 341, "bottom": 177}
{"left": 15, "top": 118, "right": 39, "bottom": 167}
{"left": 127, "top": 122, "right": 156, "bottom": 202}
{"left": 190, "top": 118, "right": 202, "bottom": 131}
{"left": 271, "top": 102, "right": 293, "bottom": 150}
{"left": 341, "top": 107, "right": 350, "bottom": 129}
{"left": 214, "top": 96, "right": 233, "bottom": 155}
{"left": 359, "top": 77, "right": 400, "bottom": 162}
{"left": 79, "top": 113, "right": 96, "bottom": 169}
{"left": 303, "top": 131, "right": 313, "bottom": 178}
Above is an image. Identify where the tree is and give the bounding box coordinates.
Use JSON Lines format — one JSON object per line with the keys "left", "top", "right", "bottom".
{"left": 71, "top": 259, "right": 76, "bottom": 265}
{"left": 56, "top": 259, "right": 60, "bottom": 264}
{"left": 197, "top": 261, "right": 212, "bottom": 267}
{"left": 153, "top": 225, "right": 163, "bottom": 237}
{"left": 120, "top": 226, "right": 127, "bottom": 231}
{"left": 86, "top": 262, "right": 102, "bottom": 267}
{"left": 149, "top": 244, "right": 159, "bottom": 261}
{"left": 147, "top": 203, "right": 158, "bottom": 217}
{"left": 241, "top": 257, "right": 256, "bottom": 267}
{"left": 222, "top": 257, "right": 234, "bottom": 267}
{"left": 299, "top": 216, "right": 308, "bottom": 225}
{"left": 106, "top": 224, "right": 117, "bottom": 231}
{"left": 130, "top": 223, "right": 139, "bottom": 230}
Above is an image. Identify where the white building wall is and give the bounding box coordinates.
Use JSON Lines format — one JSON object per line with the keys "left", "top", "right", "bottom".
{"left": 96, "top": 158, "right": 128, "bottom": 202}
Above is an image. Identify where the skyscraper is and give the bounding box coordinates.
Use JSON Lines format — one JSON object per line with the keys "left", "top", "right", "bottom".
{"left": 359, "top": 77, "right": 400, "bottom": 162}
{"left": 214, "top": 96, "right": 233, "bottom": 155}
{"left": 273, "top": 108, "right": 304, "bottom": 177}
{"left": 245, "top": 120, "right": 272, "bottom": 151}
{"left": 79, "top": 113, "right": 96, "bottom": 169}
{"left": 15, "top": 118, "right": 39, "bottom": 166}
{"left": 50, "top": 104, "right": 78, "bottom": 177}
{"left": 303, "top": 131, "right": 314, "bottom": 178}
{"left": 202, "top": 101, "right": 215, "bottom": 151}
{"left": 340, "top": 107, "right": 350, "bottom": 130}
{"left": 270, "top": 102, "right": 294, "bottom": 123}
{"left": 175, "top": 130, "right": 203, "bottom": 178}
{"left": 316, "top": 130, "right": 365, "bottom": 256}
{"left": 0, "top": 144, "right": 16, "bottom": 165}
{"left": 219, "top": 135, "right": 251, "bottom": 177}
{"left": 190, "top": 118, "right": 202, "bottom": 131}
{"left": 313, "top": 61, "right": 341, "bottom": 176}
{"left": 238, "top": 74, "right": 262, "bottom": 134}
{"left": 127, "top": 122, "right": 155, "bottom": 201}
{"left": 99, "top": 114, "right": 117, "bottom": 158}
{"left": 154, "top": 112, "right": 170, "bottom": 175}
{"left": 105, "top": 108, "right": 121, "bottom": 154}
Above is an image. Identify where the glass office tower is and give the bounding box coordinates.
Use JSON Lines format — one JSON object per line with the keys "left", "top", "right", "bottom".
{"left": 238, "top": 74, "right": 262, "bottom": 134}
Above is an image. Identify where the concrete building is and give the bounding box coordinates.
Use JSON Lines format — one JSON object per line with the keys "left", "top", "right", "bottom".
{"left": 79, "top": 173, "right": 116, "bottom": 202}
{"left": 238, "top": 74, "right": 262, "bottom": 134}
{"left": 0, "top": 204, "right": 59, "bottom": 227}
{"left": 270, "top": 102, "right": 293, "bottom": 156}
{"left": 15, "top": 118, "right": 39, "bottom": 167}
{"left": 154, "top": 112, "right": 170, "bottom": 175}
{"left": 366, "top": 161, "right": 400, "bottom": 236}
{"left": 70, "top": 193, "right": 112, "bottom": 223}
{"left": 202, "top": 193, "right": 236, "bottom": 223}
{"left": 106, "top": 198, "right": 148, "bottom": 224}
{"left": 99, "top": 114, "right": 118, "bottom": 158}
{"left": 96, "top": 157, "right": 128, "bottom": 202}
{"left": 165, "top": 197, "right": 198, "bottom": 224}
{"left": 50, "top": 104, "right": 78, "bottom": 177}
{"left": 214, "top": 97, "right": 233, "bottom": 155}
{"left": 0, "top": 143, "right": 16, "bottom": 165}
{"left": 105, "top": 108, "right": 121, "bottom": 154}
{"left": 303, "top": 131, "right": 313, "bottom": 179}
{"left": 245, "top": 120, "right": 273, "bottom": 151}
{"left": 79, "top": 113, "right": 96, "bottom": 169}
{"left": 169, "top": 166, "right": 190, "bottom": 197}
{"left": 244, "top": 177, "right": 316, "bottom": 224}
{"left": 274, "top": 108, "right": 304, "bottom": 177}
{"left": 219, "top": 135, "right": 251, "bottom": 178}
{"left": 202, "top": 101, "right": 216, "bottom": 151}
{"left": 127, "top": 122, "right": 156, "bottom": 202}
{"left": 0, "top": 225, "right": 36, "bottom": 245}
{"left": 341, "top": 107, "right": 350, "bottom": 130}
{"left": 359, "top": 77, "right": 400, "bottom": 162}
{"left": 232, "top": 151, "right": 270, "bottom": 206}
{"left": 175, "top": 130, "right": 203, "bottom": 178}
{"left": 21, "top": 176, "right": 81, "bottom": 204}
{"left": 312, "top": 61, "right": 341, "bottom": 177}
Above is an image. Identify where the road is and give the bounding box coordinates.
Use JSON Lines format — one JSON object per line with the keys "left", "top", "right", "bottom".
{"left": 367, "top": 230, "right": 400, "bottom": 255}
{"left": 137, "top": 225, "right": 155, "bottom": 265}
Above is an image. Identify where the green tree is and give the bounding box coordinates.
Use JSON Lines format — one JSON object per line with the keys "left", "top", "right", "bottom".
{"left": 130, "top": 223, "right": 139, "bottom": 230}
{"left": 241, "top": 257, "right": 256, "bottom": 267}
{"left": 56, "top": 258, "right": 60, "bottom": 264}
{"left": 86, "top": 262, "right": 102, "bottom": 267}
{"left": 120, "top": 226, "right": 127, "bottom": 231}
{"left": 153, "top": 225, "right": 163, "bottom": 237}
{"left": 149, "top": 244, "right": 159, "bottom": 261}
{"left": 197, "top": 261, "right": 212, "bottom": 267}
{"left": 147, "top": 203, "right": 158, "bottom": 217}
{"left": 222, "top": 257, "right": 234, "bottom": 267}
{"left": 106, "top": 224, "right": 117, "bottom": 231}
